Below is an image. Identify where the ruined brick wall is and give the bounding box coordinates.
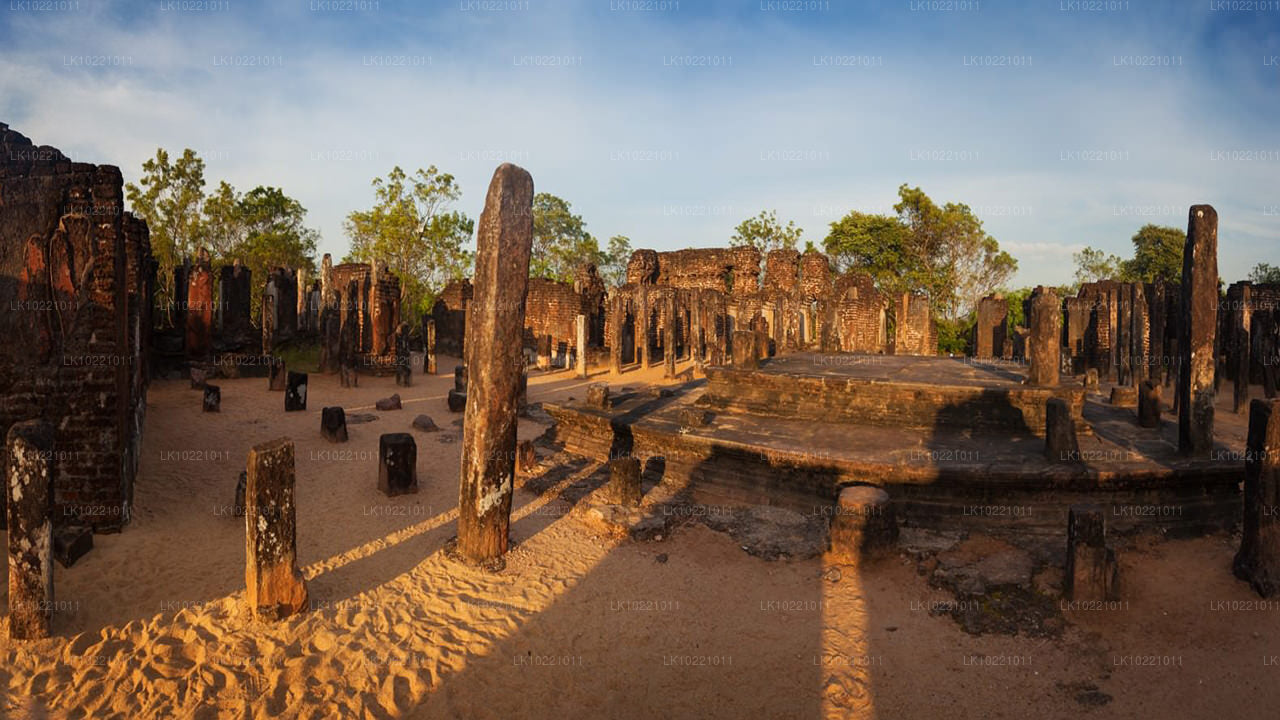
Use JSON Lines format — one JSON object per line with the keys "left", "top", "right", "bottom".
{"left": 799, "top": 250, "right": 833, "bottom": 302}
{"left": 525, "top": 277, "right": 580, "bottom": 350}
{"left": 895, "top": 292, "right": 936, "bottom": 356}
{"left": 0, "top": 124, "right": 154, "bottom": 531}
{"left": 974, "top": 295, "right": 1008, "bottom": 359}
{"left": 432, "top": 278, "right": 471, "bottom": 356}
{"left": 639, "top": 247, "right": 762, "bottom": 297}
{"left": 331, "top": 263, "right": 372, "bottom": 352}
{"left": 834, "top": 272, "right": 886, "bottom": 353}
{"left": 369, "top": 264, "right": 400, "bottom": 356}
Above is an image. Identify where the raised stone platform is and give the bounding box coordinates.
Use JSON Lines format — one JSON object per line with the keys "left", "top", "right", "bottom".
{"left": 702, "top": 353, "right": 1086, "bottom": 437}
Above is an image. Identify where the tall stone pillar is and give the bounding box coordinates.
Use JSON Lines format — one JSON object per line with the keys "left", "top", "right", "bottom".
{"left": 1149, "top": 281, "right": 1168, "bottom": 386}
{"left": 1235, "top": 284, "right": 1253, "bottom": 414}
{"left": 975, "top": 296, "right": 1008, "bottom": 359}
{"left": 6, "top": 421, "right": 54, "bottom": 640}
{"left": 576, "top": 314, "right": 588, "bottom": 379}
{"left": 1117, "top": 283, "right": 1132, "bottom": 385}
{"left": 664, "top": 292, "right": 676, "bottom": 378}
{"left": 186, "top": 248, "right": 213, "bottom": 358}
{"left": 1028, "top": 286, "right": 1060, "bottom": 387}
{"left": 244, "top": 437, "right": 308, "bottom": 621}
{"left": 296, "top": 268, "right": 309, "bottom": 333}
{"left": 691, "top": 289, "right": 704, "bottom": 370}
{"left": 1178, "top": 204, "right": 1219, "bottom": 456}
{"left": 1234, "top": 399, "right": 1280, "bottom": 597}
{"left": 425, "top": 317, "right": 437, "bottom": 375}
{"left": 636, "top": 285, "right": 649, "bottom": 368}
{"left": 262, "top": 289, "right": 276, "bottom": 355}
{"left": 457, "top": 164, "right": 534, "bottom": 563}
{"left": 610, "top": 294, "right": 623, "bottom": 375}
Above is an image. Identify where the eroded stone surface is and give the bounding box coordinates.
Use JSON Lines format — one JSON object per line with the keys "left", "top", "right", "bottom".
{"left": 244, "top": 437, "right": 307, "bottom": 621}
{"left": 7, "top": 420, "right": 55, "bottom": 640}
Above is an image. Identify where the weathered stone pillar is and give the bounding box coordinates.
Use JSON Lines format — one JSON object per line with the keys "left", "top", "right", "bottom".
{"left": 6, "top": 421, "right": 54, "bottom": 640}
{"left": 1234, "top": 399, "right": 1280, "bottom": 597}
{"left": 296, "top": 268, "right": 309, "bottom": 333}
{"left": 1235, "top": 284, "right": 1252, "bottom": 414}
{"left": 394, "top": 322, "right": 411, "bottom": 387}
{"left": 269, "top": 359, "right": 286, "bottom": 391}
{"left": 186, "top": 249, "right": 213, "bottom": 358}
{"left": 586, "top": 382, "right": 610, "bottom": 409}
{"left": 664, "top": 292, "right": 676, "bottom": 379}
{"left": 1045, "top": 397, "right": 1079, "bottom": 463}
{"left": 610, "top": 295, "right": 623, "bottom": 375}
{"left": 321, "top": 406, "right": 348, "bottom": 443}
{"left": 285, "top": 371, "right": 307, "bottom": 411}
{"left": 457, "top": 164, "right": 534, "bottom": 563}
{"left": 1117, "top": 283, "right": 1132, "bottom": 385}
{"left": 691, "top": 290, "right": 704, "bottom": 370}
{"left": 636, "top": 285, "right": 649, "bottom": 368}
{"left": 1065, "top": 505, "right": 1119, "bottom": 602}
{"left": 604, "top": 456, "right": 642, "bottom": 507}
{"left": 262, "top": 288, "right": 277, "bottom": 355}
{"left": 1149, "top": 281, "right": 1168, "bottom": 386}
{"left": 1177, "top": 204, "right": 1219, "bottom": 456}
{"left": 425, "top": 317, "right": 437, "bottom": 375}
{"left": 378, "top": 433, "right": 418, "bottom": 497}
{"left": 576, "top": 314, "right": 588, "bottom": 378}
{"left": 244, "top": 437, "right": 308, "bottom": 621}
{"left": 975, "top": 295, "right": 1008, "bottom": 359}
{"left": 732, "top": 330, "right": 758, "bottom": 370}
{"left": 1028, "top": 286, "right": 1060, "bottom": 387}
{"left": 203, "top": 384, "right": 221, "bottom": 412}
{"left": 1132, "top": 283, "right": 1149, "bottom": 385}
{"left": 1138, "top": 380, "right": 1162, "bottom": 428}
{"left": 339, "top": 279, "right": 358, "bottom": 388}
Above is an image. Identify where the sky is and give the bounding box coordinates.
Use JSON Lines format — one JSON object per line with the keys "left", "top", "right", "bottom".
{"left": 1, "top": 0, "right": 1277, "bottom": 288}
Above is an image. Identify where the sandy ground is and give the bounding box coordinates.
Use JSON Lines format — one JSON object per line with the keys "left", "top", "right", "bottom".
{"left": 2, "top": 356, "right": 1279, "bottom": 719}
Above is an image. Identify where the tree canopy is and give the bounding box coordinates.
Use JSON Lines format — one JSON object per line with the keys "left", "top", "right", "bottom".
{"left": 124, "top": 148, "right": 207, "bottom": 304}
{"left": 730, "top": 210, "right": 802, "bottom": 254}
{"left": 1071, "top": 223, "right": 1186, "bottom": 288}
{"left": 531, "top": 192, "right": 600, "bottom": 282}
{"left": 1249, "top": 263, "right": 1280, "bottom": 284}
{"left": 600, "top": 235, "right": 632, "bottom": 287}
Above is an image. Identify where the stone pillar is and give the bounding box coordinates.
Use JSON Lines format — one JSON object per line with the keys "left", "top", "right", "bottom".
{"left": 371, "top": 261, "right": 387, "bottom": 356}
{"left": 1177, "top": 204, "right": 1219, "bottom": 456}
{"left": 587, "top": 382, "right": 610, "bottom": 410}
{"left": 636, "top": 285, "right": 649, "bottom": 368}
{"left": 975, "top": 296, "right": 1008, "bottom": 359}
{"left": 1149, "top": 281, "right": 1168, "bottom": 386}
{"left": 1235, "top": 284, "right": 1253, "bottom": 414}
{"left": 269, "top": 359, "right": 287, "bottom": 391}
{"left": 1117, "top": 283, "right": 1132, "bottom": 385}
{"left": 320, "top": 253, "right": 334, "bottom": 311}
{"left": 203, "top": 384, "right": 221, "bottom": 412}
{"left": 1138, "top": 380, "right": 1162, "bottom": 428}
{"left": 457, "top": 164, "right": 534, "bottom": 563}
{"left": 576, "top": 314, "right": 588, "bottom": 379}
{"left": 6, "top": 421, "right": 54, "bottom": 640}
{"left": 296, "top": 268, "right": 309, "bottom": 333}
{"left": 378, "top": 433, "right": 419, "bottom": 497}
{"left": 732, "top": 330, "right": 758, "bottom": 370}
{"left": 425, "top": 318, "right": 437, "bottom": 375}
{"left": 664, "top": 292, "right": 676, "bottom": 379}
{"left": 186, "top": 249, "right": 213, "bottom": 358}
{"left": 1132, "top": 283, "right": 1149, "bottom": 385}
{"left": 244, "top": 437, "right": 308, "bottom": 621}
{"left": 610, "top": 295, "right": 623, "bottom": 375}
{"left": 339, "top": 279, "right": 359, "bottom": 387}
{"left": 394, "top": 322, "right": 411, "bottom": 387}
{"left": 321, "top": 407, "right": 348, "bottom": 443}
{"left": 1065, "top": 505, "right": 1119, "bottom": 602}
{"left": 1234, "top": 399, "right": 1280, "bottom": 597}
{"left": 1028, "top": 286, "right": 1060, "bottom": 387}
{"left": 1044, "top": 397, "right": 1079, "bottom": 463}
{"left": 285, "top": 371, "right": 307, "bottom": 411}
{"left": 536, "top": 334, "right": 552, "bottom": 371}
{"left": 603, "top": 456, "right": 642, "bottom": 507}
{"left": 691, "top": 290, "right": 704, "bottom": 370}
{"left": 262, "top": 289, "right": 276, "bottom": 355}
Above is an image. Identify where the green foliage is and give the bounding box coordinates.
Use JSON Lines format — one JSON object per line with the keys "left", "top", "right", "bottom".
{"left": 1072, "top": 246, "right": 1124, "bottom": 286}
{"left": 531, "top": 192, "right": 600, "bottom": 282}
{"left": 345, "top": 166, "right": 475, "bottom": 322}
{"left": 935, "top": 315, "right": 975, "bottom": 355}
{"left": 1001, "top": 287, "right": 1034, "bottom": 329}
{"left": 124, "top": 148, "right": 207, "bottom": 321}
{"left": 600, "top": 235, "right": 632, "bottom": 287}
{"left": 1121, "top": 224, "right": 1185, "bottom": 283}
{"left": 1249, "top": 263, "right": 1280, "bottom": 284}
{"left": 730, "top": 210, "right": 802, "bottom": 254}
{"left": 823, "top": 211, "right": 908, "bottom": 288}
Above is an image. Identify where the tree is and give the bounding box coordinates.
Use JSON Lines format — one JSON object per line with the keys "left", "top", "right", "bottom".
{"left": 823, "top": 211, "right": 908, "bottom": 287}
{"left": 1248, "top": 263, "right": 1280, "bottom": 284}
{"left": 730, "top": 210, "right": 802, "bottom": 254}
{"left": 600, "top": 235, "right": 632, "bottom": 287}
{"left": 1072, "top": 246, "right": 1124, "bottom": 286}
{"left": 1121, "top": 224, "right": 1184, "bottom": 283}
{"left": 531, "top": 192, "right": 600, "bottom": 282}
{"left": 125, "top": 148, "right": 207, "bottom": 323}
{"left": 345, "top": 166, "right": 475, "bottom": 320}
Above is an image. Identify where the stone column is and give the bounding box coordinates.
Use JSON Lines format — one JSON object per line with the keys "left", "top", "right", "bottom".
{"left": 732, "top": 330, "right": 758, "bottom": 369}
{"left": 395, "top": 322, "right": 411, "bottom": 387}
{"left": 1045, "top": 398, "right": 1078, "bottom": 463}
{"left": 636, "top": 285, "right": 649, "bottom": 368}
{"left": 378, "top": 433, "right": 419, "bottom": 496}
{"left": 1131, "top": 283, "right": 1149, "bottom": 385}
{"left": 457, "top": 164, "right": 534, "bottom": 563}
{"left": 1149, "top": 282, "right": 1168, "bottom": 386}
{"left": 691, "top": 290, "right": 704, "bottom": 371}
{"left": 425, "top": 318, "right": 437, "bottom": 375}
{"left": 6, "top": 421, "right": 54, "bottom": 640}
{"left": 604, "top": 456, "right": 642, "bottom": 507}
{"left": 1234, "top": 399, "right": 1280, "bottom": 597}
{"left": 296, "top": 268, "right": 309, "bottom": 333}
{"left": 664, "top": 292, "right": 676, "bottom": 378}
{"left": 1235, "top": 284, "right": 1253, "bottom": 414}
{"left": 609, "top": 295, "right": 623, "bottom": 375}
{"left": 1028, "top": 286, "right": 1061, "bottom": 387}
{"left": 244, "top": 438, "right": 307, "bottom": 621}
{"left": 576, "top": 314, "right": 588, "bottom": 378}
{"left": 1117, "top": 283, "right": 1132, "bottom": 385}
{"left": 262, "top": 288, "right": 276, "bottom": 355}
{"left": 1177, "top": 204, "right": 1219, "bottom": 456}
{"left": 186, "top": 249, "right": 213, "bottom": 358}
{"left": 1138, "top": 380, "right": 1162, "bottom": 428}
{"left": 1065, "top": 505, "right": 1119, "bottom": 602}
{"left": 320, "top": 253, "right": 334, "bottom": 311}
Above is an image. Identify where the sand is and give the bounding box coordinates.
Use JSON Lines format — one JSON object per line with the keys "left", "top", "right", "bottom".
{"left": 2, "top": 357, "right": 1279, "bottom": 719}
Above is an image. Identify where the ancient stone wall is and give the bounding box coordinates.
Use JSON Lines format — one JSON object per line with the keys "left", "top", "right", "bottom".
{"left": 0, "top": 123, "right": 155, "bottom": 531}
{"left": 834, "top": 273, "right": 887, "bottom": 353}
{"left": 895, "top": 292, "right": 936, "bottom": 356}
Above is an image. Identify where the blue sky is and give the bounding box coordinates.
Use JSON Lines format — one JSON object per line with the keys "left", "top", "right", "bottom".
{"left": 1, "top": 0, "right": 1277, "bottom": 287}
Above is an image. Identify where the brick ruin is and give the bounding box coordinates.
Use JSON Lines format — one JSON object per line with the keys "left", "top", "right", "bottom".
{"left": 0, "top": 124, "right": 156, "bottom": 532}
{"left": 316, "top": 255, "right": 402, "bottom": 373}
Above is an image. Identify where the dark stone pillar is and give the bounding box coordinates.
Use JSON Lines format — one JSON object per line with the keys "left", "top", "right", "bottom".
{"left": 321, "top": 407, "right": 348, "bottom": 443}
{"left": 1131, "top": 283, "right": 1149, "bottom": 385}
{"left": 1117, "top": 283, "right": 1132, "bottom": 385}
{"left": 244, "top": 437, "right": 308, "bottom": 621}
{"left": 378, "top": 433, "right": 418, "bottom": 497}
{"left": 269, "top": 359, "right": 287, "bottom": 391}
{"left": 261, "top": 287, "right": 277, "bottom": 355}
{"left": 285, "top": 371, "right": 307, "bottom": 411}
{"left": 1044, "top": 397, "right": 1079, "bottom": 463}
{"left": 185, "top": 249, "right": 213, "bottom": 358}
{"left": 339, "top": 279, "right": 359, "bottom": 388}
{"left": 829, "top": 486, "right": 898, "bottom": 562}
{"left": 1148, "top": 281, "right": 1168, "bottom": 386}
{"left": 1234, "top": 399, "right": 1280, "bottom": 597}
{"left": 732, "top": 330, "right": 758, "bottom": 369}
{"left": 6, "top": 421, "right": 54, "bottom": 640}
{"left": 1028, "top": 286, "right": 1060, "bottom": 387}
{"left": 975, "top": 296, "right": 1008, "bottom": 359}
{"left": 1138, "top": 380, "right": 1162, "bottom": 428}
{"left": 1177, "top": 204, "right": 1218, "bottom": 456}
{"left": 203, "top": 384, "right": 221, "bottom": 412}
{"left": 586, "top": 382, "right": 610, "bottom": 410}
{"left": 636, "top": 286, "right": 649, "bottom": 368}
{"left": 457, "top": 164, "right": 534, "bottom": 563}
{"left": 395, "top": 322, "right": 411, "bottom": 387}
{"left": 1235, "top": 284, "right": 1252, "bottom": 414}
{"left": 604, "top": 456, "right": 642, "bottom": 507}
{"left": 610, "top": 295, "right": 623, "bottom": 375}
{"left": 1065, "top": 505, "right": 1119, "bottom": 602}
{"left": 664, "top": 293, "right": 676, "bottom": 378}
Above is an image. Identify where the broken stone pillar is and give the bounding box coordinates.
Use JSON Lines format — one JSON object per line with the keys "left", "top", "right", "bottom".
{"left": 1064, "top": 505, "right": 1119, "bottom": 601}
{"left": 679, "top": 407, "right": 710, "bottom": 429}
{"left": 604, "top": 456, "right": 642, "bottom": 507}
{"left": 1110, "top": 386, "right": 1138, "bottom": 406}
{"left": 576, "top": 314, "right": 588, "bottom": 379}
{"left": 1028, "top": 286, "right": 1060, "bottom": 387}
{"left": 321, "top": 407, "right": 348, "bottom": 443}
{"left": 1177, "top": 205, "right": 1219, "bottom": 456}
{"left": 516, "top": 440, "right": 538, "bottom": 474}
{"left": 262, "top": 288, "right": 277, "bottom": 355}
{"left": 586, "top": 382, "right": 610, "bottom": 410}
{"left": 269, "top": 359, "right": 287, "bottom": 391}
{"left": 53, "top": 526, "right": 93, "bottom": 569}
{"left": 1235, "top": 284, "right": 1252, "bottom": 414}
{"left": 975, "top": 296, "right": 1008, "bottom": 359}
{"left": 536, "top": 334, "right": 552, "bottom": 372}
{"left": 691, "top": 290, "right": 704, "bottom": 371}
{"left": 732, "top": 330, "right": 758, "bottom": 370}
{"left": 186, "top": 249, "right": 214, "bottom": 358}
{"left": 458, "top": 164, "right": 534, "bottom": 563}
{"left": 425, "top": 318, "right": 437, "bottom": 375}
{"left": 378, "top": 433, "right": 418, "bottom": 497}
{"left": 829, "top": 485, "right": 898, "bottom": 562}
{"left": 664, "top": 293, "right": 676, "bottom": 379}
{"left": 1045, "top": 397, "right": 1079, "bottom": 463}
{"left": 339, "top": 279, "right": 358, "bottom": 387}
{"left": 244, "top": 437, "right": 308, "bottom": 621}
{"left": 1234, "top": 399, "right": 1280, "bottom": 597}
{"left": 285, "top": 372, "right": 307, "bottom": 411}
{"left": 6, "top": 421, "right": 54, "bottom": 640}
{"left": 1138, "top": 380, "right": 1162, "bottom": 428}
{"left": 394, "top": 322, "right": 411, "bottom": 387}
{"left": 1085, "top": 368, "right": 1099, "bottom": 393}
{"left": 203, "top": 384, "right": 221, "bottom": 412}
{"left": 296, "top": 268, "right": 309, "bottom": 333}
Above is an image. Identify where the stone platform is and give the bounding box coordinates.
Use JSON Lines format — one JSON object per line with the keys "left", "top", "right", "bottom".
{"left": 543, "top": 355, "right": 1245, "bottom": 537}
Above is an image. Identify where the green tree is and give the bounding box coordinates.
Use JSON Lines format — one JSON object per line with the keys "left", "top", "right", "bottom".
{"left": 1072, "top": 246, "right": 1124, "bottom": 286}
{"left": 125, "top": 148, "right": 207, "bottom": 323}
{"left": 531, "top": 192, "right": 600, "bottom": 282}
{"left": 1248, "top": 262, "right": 1280, "bottom": 284}
{"left": 600, "top": 235, "right": 632, "bottom": 287}
{"left": 1121, "top": 224, "right": 1185, "bottom": 283}
{"left": 730, "top": 209, "right": 802, "bottom": 254}
{"left": 823, "top": 211, "right": 908, "bottom": 288}
{"left": 345, "top": 166, "right": 475, "bottom": 320}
